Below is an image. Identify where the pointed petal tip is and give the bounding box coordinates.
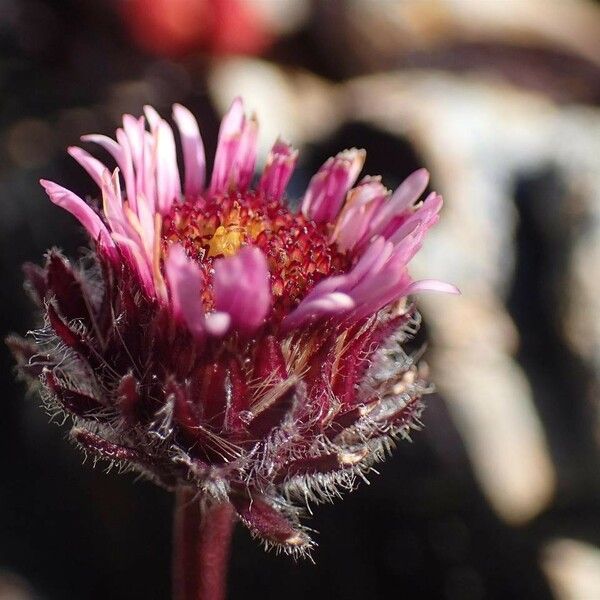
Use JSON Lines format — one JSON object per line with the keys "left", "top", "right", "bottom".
{"left": 143, "top": 104, "right": 161, "bottom": 129}
{"left": 408, "top": 279, "right": 461, "bottom": 295}
{"left": 80, "top": 133, "right": 103, "bottom": 143}
{"left": 172, "top": 103, "right": 194, "bottom": 128}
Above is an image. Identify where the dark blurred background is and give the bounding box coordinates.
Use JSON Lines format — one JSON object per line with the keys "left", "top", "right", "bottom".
{"left": 2, "top": 1, "right": 600, "bottom": 598}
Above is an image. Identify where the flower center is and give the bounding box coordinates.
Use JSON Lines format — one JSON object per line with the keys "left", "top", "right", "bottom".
{"left": 162, "top": 191, "right": 351, "bottom": 315}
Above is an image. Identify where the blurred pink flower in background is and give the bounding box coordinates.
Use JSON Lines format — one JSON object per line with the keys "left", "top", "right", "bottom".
{"left": 120, "top": 0, "right": 273, "bottom": 58}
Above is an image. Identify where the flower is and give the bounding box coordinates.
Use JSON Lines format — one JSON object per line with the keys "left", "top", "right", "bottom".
{"left": 9, "top": 98, "right": 458, "bottom": 556}
{"left": 120, "top": 0, "right": 273, "bottom": 58}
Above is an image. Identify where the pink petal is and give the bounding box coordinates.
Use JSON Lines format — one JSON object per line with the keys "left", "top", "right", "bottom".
{"left": 331, "top": 177, "right": 389, "bottom": 251}
{"left": 282, "top": 239, "right": 392, "bottom": 330}
{"left": 154, "top": 119, "right": 181, "bottom": 215}
{"left": 292, "top": 236, "right": 390, "bottom": 308}
{"left": 67, "top": 146, "right": 106, "bottom": 189}
{"left": 348, "top": 267, "right": 412, "bottom": 322}
{"left": 282, "top": 291, "right": 355, "bottom": 330}
{"left": 210, "top": 97, "right": 245, "bottom": 194}
{"left": 143, "top": 105, "right": 161, "bottom": 130}
{"left": 209, "top": 97, "right": 258, "bottom": 194}
{"left": 100, "top": 169, "right": 127, "bottom": 236}
{"left": 111, "top": 232, "right": 155, "bottom": 297}
{"left": 302, "top": 148, "right": 366, "bottom": 224}
{"left": 406, "top": 279, "right": 461, "bottom": 295}
{"left": 212, "top": 246, "right": 271, "bottom": 334}
{"left": 81, "top": 132, "right": 137, "bottom": 214}
{"left": 142, "top": 131, "right": 157, "bottom": 211}
{"left": 80, "top": 133, "right": 122, "bottom": 162}
{"left": 344, "top": 236, "right": 393, "bottom": 287}
{"left": 384, "top": 192, "right": 442, "bottom": 244}
{"left": 134, "top": 193, "right": 156, "bottom": 259}
{"left": 258, "top": 138, "right": 298, "bottom": 201}
{"left": 164, "top": 245, "right": 206, "bottom": 338}
{"left": 285, "top": 231, "right": 433, "bottom": 327}
{"left": 345, "top": 257, "right": 407, "bottom": 307}
{"left": 122, "top": 114, "right": 147, "bottom": 200}
{"left": 232, "top": 115, "right": 258, "bottom": 191}
{"left": 40, "top": 179, "right": 115, "bottom": 254}
{"left": 385, "top": 218, "right": 422, "bottom": 247}
{"left": 367, "top": 168, "right": 430, "bottom": 237}
{"left": 122, "top": 115, "right": 145, "bottom": 155}
{"left": 173, "top": 103, "right": 206, "bottom": 198}
{"left": 115, "top": 129, "right": 138, "bottom": 214}
{"left": 390, "top": 168, "right": 430, "bottom": 212}
{"left": 387, "top": 232, "right": 423, "bottom": 266}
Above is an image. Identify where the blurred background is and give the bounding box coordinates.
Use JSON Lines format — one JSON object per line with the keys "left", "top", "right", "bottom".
{"left": 1, "top": 0, "right": 600, "bottom": 598}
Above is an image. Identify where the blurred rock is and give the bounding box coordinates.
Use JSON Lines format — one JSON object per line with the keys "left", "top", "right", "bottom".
{"left": 344, "top": 72, "right": 600, "bottom": 523}
{"left": 0, "top": 571, "right": 36, "bottom": 600}
{"left": 313, "top": 0, "right": 600, "bottom": 102}
{"left": 541, "top": 539, "right": 600, "bottom": 600}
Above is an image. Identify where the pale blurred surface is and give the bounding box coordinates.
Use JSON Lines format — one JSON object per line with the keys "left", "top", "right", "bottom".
{"left": 1, "top": 1, "right": 600, "bottom": 599}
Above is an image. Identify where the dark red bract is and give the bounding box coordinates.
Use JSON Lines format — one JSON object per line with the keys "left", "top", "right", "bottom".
{"left": 9, "top": 244, "right": 426, "bottom": 554}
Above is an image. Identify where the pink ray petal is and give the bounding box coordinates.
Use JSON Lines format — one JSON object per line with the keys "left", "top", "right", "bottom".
{"left": 282, "top": 291, "right": 354, "bottom": 330}
{"left": 100, "top": 169, "right": 127, "bottom": 236}
{"left": 407, "top": 279, "right": 461, "bottom": 295}
{"left": 367, "top": 168, "right": 430, "bottom": 237}
{"left": 383, "top": 192, "right": 442, "bottom": 244}
{"left": 40, "top": 179, "right": 115, "bottom": 255}
{"left": 155, "top": 119, "right": 182, "bottom": 215}
{"left": 212, "top": 246, "right": 271, "bottom": 334}
{"left": 114, "top": 129, "right": 138, "bottom": 214}
{"left": 348, "top": 269, "right": 413, "bottom": 322}
{"left": 143, "top": 105, "right": 161, "bottom": 130}
{"left": 258, "top": 138, "right": 298, "bottom": 202}
{"left": 122, "top": 114, "right": 147, "bottom": 200}
{"left": 111, "top": 232, "right": 155, "bottom": 296}
{"left": 332, "top": 177, "right": 389, "bottom": 251}
{"left": 208, "top": 98, "right": 258, "bottom": 194}
{"left": 389, "top": 168, "right": 430, "bottom": 212}
{"left": 302, "top": 148, "right": 366, "bottom": 224}
{"left": 67, "top": 146, "right": 106, "bottom": 189}
{"left": 233, "top": 115, "right": 258, "bottom": 191}
{"left": 142, "top": 131, "right": 157, "bottom": 211}
{"left": 80, "top": 133, "right": 122, "bottom": 163}
{"left": 173, "top": 103, "right": 206, "bottom": 199}
{"left": 210, "top": 97, "right": 245, "bottom": 194}
{"left": 134, "top": 193, "right": 156, "bottom": 260}
{"left": 164, "top": 245, "right": 206, "bottom": 338}
{"left": 292, "top": 236, "right": 390, "bottom": 310}
{"left": 81, "top": 132, "right": 137, "bottom": 214}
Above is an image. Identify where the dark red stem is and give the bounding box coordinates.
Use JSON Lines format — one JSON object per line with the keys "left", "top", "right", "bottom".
{"left": 172, "top": 488, "right": 236, "bottom": 600}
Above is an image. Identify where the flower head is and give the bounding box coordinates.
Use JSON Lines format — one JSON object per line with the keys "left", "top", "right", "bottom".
{"left": 9, "top": 98, "right": 458, "bottom": 555}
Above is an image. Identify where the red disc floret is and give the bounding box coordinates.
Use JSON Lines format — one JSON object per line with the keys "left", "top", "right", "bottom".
{"left": 162, "top": 190, "right": 352, "bottom": 317}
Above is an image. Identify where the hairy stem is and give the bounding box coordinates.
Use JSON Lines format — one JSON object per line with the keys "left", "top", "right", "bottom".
{"left": 172, "top": 488, "right": 235, "bottom": 600}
